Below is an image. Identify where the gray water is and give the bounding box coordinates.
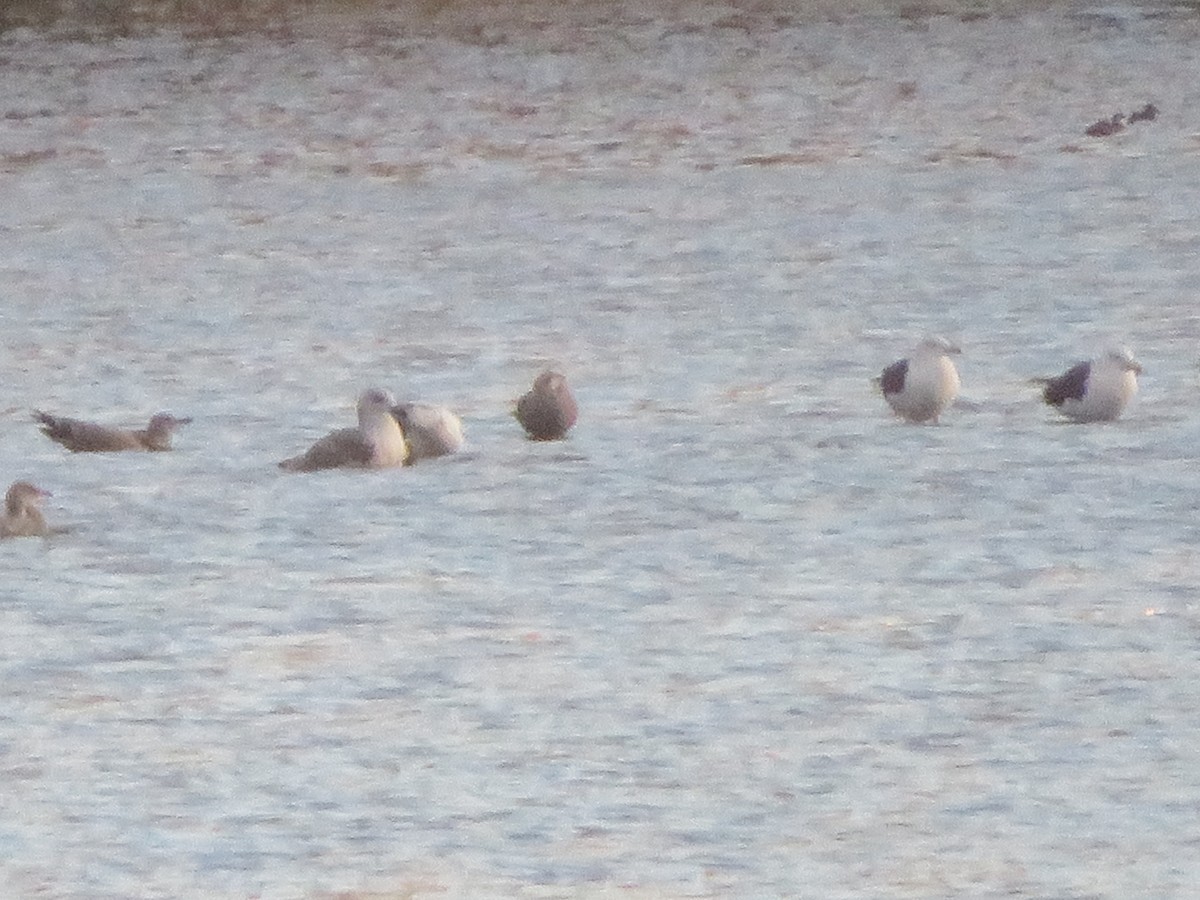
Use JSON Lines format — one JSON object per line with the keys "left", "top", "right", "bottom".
{"left": 3, "top": 2, "right": 1200, "bottom": 896}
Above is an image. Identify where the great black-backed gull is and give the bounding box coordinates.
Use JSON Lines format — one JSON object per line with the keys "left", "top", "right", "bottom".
{"left": 879, "top": 337, "right": 961, "bottom": 424}
{"left": 1038, "top": 347, "right": 1141, "bottom": 422}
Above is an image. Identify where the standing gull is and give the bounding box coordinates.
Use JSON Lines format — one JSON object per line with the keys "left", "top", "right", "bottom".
{"left": 390, "top": 402, "right": 464, "bottom": 462}
{"left": 34, "top": 410, "right": 191, "bottom": 452}
{"left": 1, "top": 481, "right": 52, "bottom": 538}
{"left": 515, "top": 371, "right": 578, "bottom": 440}
{"left": 1037, "top": 347, "right": 1141, "bottom": 422}
{"left": 879, "top": 337, "right": 961, "bottom": 424}
{"left": 279, "top": 388, "right": 409, "bottom": 472}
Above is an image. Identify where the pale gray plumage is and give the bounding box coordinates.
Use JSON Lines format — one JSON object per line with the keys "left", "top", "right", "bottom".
{"left": 390, "top": 402, "right": 464, "bottom": 462}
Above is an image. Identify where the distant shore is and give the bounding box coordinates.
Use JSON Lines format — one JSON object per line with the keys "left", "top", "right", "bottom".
{"left": 0, "top": 0, "right": 1078, "bottom": 40}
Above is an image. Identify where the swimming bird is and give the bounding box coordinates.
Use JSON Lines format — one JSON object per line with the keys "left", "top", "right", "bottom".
{"left": 1, "top": 481, "right": 52, "bottom": 538}
{"left": 1128, "top": 103, "right": 1158, "bottom": 124}
{"left": 390, "top": 402, "right": 464, "bottom": 462}
{"left": 1037, "top": 347, "right": 1141, "bottom": 422}
{"left": 879, "top": 337, "right": 961, "bottom": 424}
{"left": 34, "top": 410, "right": 191, "bottom": 452}
{"left": 279, "top": 388, "right": 409, "bottom": 472}
{"left": 1085, "top": 113, "right": 1124, "bottom": 137}
{"left": 515, "top": 371, "right": 578, "bottom": 440}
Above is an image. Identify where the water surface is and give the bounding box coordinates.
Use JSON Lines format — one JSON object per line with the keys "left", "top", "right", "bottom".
{"left": 2, "top": 2, "right": 1200, "bottom": 896}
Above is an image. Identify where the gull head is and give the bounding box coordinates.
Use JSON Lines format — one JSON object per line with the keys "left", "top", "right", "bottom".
{"left": 1103, "top": 346, "right": 1142, "bottom": 374}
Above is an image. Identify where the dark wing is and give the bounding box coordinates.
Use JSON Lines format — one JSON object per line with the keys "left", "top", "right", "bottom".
{"left": 279, "top": 427, "right": 372, "bottom": 472}
{"left": 879, "top": 359, "right": 909, "bottom": 398}
{"left": 33, "top": 411, "right": 139, "bottom": 452}
{"left": 1042, "top": 362, "right": 1090, "bottom": 407}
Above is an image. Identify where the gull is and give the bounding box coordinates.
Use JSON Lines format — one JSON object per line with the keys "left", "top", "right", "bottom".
{"left": 515, "top": 371, "right": 578, "bottom": 440}
{"left": 34, "top": 410, "right": 191, "bottom": 452}
{"left": 1, "top": 481, "right": 53, "bottom": 538}
{"left": 279, "top": 388, "right": 409, "bottom": 472}
{"left": 879, "top": 337, "right": 961, "bottom": 424}
{"left": 390, "top": 402, "right": 464, "bottom": 462}
{"left": 1037, "top": 347, "right": 1141, "bottom": 422}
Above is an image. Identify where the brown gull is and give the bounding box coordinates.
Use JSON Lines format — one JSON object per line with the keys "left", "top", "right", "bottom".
{"left": 1, "top": 481, "right": 53, "bottom": 538}
{"left": 279, "top": 388, "right": 409, "bottom": 472}
{"left": 515, "top": 371, "right": 578, "bottom": 440}
{"left": 34, "top": 410, "right": 191, "bottom": 452}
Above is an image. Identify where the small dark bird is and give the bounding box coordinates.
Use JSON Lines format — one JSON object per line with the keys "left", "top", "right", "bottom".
{"left": 515, "top": 371, "right": 578, "bottom": 440}
{"left": 1085, "top": 114, "right": 1124, "bottom": 137}
{"left": 34, "top": 410, "right": 191, "bottom": 452}
{"left": 1128, "top": 103, "right": 1158, "bottom": 124}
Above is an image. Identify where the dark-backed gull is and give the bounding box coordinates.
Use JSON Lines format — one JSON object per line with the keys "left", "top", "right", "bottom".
{"left": 879, "top": 337, "right": 961, "bottom": 424}
{"left": 1038, "top": 347, "right": 1141, "bottom": 422}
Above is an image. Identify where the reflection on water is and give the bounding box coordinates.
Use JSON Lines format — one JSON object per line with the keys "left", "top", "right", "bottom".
{"left": 3, "top": 1, "right": 1200, "bottom": 895}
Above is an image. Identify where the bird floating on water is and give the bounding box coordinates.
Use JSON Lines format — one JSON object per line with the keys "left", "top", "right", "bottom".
{"left": 1085, "top": 114, "right": 1124, "bottom": 137}
{"left": 34, "top": 410, "right": 191, "bottom": 452}
{"left": 279, "top": 388, "right": 409, "bottom": 472}
{"left": 515, "top": 371, "right": 578, "bottom": 440}
{"left": 1128, "top": 102, "right": 1158, "bottom": 124}
{"left": 878, "top": 337, "right": 961, "bottom": 424}
{"left": 1036, "top": 347, "right": 1141, "bottom": 422}
{"left": 1085, "top": 103, "right": 1158, "bottom": 137}
{"left": 391, "top": 402, "right": 464, "bottom": 462}
{"left": 1, "top": 481, "right": 53, "bottom": 538}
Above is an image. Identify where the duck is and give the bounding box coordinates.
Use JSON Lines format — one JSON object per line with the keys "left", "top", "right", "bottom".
{"left": 1128, "top": 103, "right": 1158, "bottom": 124}
{"left": 1085, "top": 113, "right": 1125, "bottom": 137}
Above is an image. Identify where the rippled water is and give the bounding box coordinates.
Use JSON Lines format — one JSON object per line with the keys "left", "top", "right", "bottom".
{"left": 3, "top": 1, "right": 1200, "bottom": 896}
